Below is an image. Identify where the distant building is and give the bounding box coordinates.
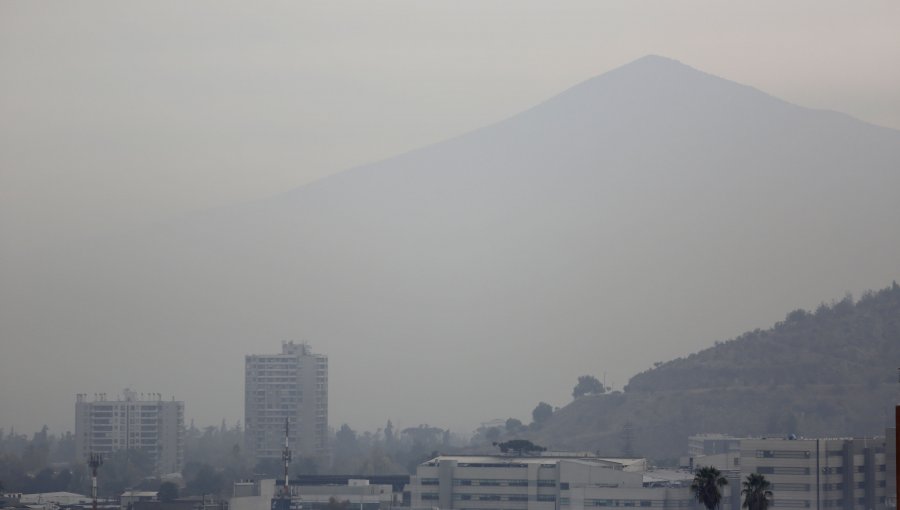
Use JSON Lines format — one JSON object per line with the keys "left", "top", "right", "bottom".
{"left": 244, "top": 342, "right": 328, "bottom": 461}
{"left": 231, "top": 478, "right": 404, "bottom": 510}
{"left": 736, "top": 437, "right": 887, "bottom": 510}
{"left": 409, "top": 453, "right": 710, "bottom": 510}
{"left": 120, "top": 491, "right": 159, "bottom": 510}
{"left": 287, "top": 479, "right": 398, "bottom": 510}
{"left": 131, "top": 497, "right": 227, "bottom": 510}
{"left": 887, "top": 425, "right": 896, "bottom": 509}
{"left": 19, "top": 492, "right": 92, "bottom": 506}
{"left": 687, "top": 434, "right": 742, "bottom": 457}
{"left": 74, "top": 390, "right": 184, "bottom": 474}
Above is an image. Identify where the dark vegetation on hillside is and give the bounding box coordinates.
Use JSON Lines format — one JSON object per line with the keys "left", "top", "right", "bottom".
{"left": 529, "top": 283, "right": 900, "bottom": 463}
{"left": 628, "top": 282, "right": 900, "bottom": 391}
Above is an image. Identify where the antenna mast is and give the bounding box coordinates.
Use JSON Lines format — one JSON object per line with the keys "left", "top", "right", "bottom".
{"left": 88, "top": 453, "right": 103, "bottom": 510}
{"left": 282, "top": 418, "right": 292, "bottom": 497}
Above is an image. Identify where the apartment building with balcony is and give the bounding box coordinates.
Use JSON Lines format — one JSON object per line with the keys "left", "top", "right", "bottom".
{"left": 74, "top": 389, "right": 184, "bottom": 474}
{"left": 245, "top": 341, "right": 328, "bottom": 461}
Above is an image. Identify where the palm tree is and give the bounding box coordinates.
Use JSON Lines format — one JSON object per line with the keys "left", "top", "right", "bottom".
{"left": 741, "top": 473, "right": 773, "bottom": 510}
{"left": 691, "top": 466, "right": 729, "bottom": 510}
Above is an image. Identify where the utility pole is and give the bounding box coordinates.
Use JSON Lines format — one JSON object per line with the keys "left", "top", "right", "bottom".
{"left": 88, "top": 453, "right": 103, "bottom": 510}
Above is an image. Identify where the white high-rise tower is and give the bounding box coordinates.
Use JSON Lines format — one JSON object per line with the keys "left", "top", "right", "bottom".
{"left": 245, "top": 342, "right": 328, "bottom": 462}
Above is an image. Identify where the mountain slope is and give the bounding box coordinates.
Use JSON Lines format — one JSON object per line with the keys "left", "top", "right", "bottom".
{"left": 528, "top": 284, "right": 900, "bottom": 462}
{"left": 2, "top": 56, "right": 900, "bottom": 432}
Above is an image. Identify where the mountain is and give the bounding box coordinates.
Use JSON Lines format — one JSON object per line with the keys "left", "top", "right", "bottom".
{"left": 527, "top": 283, "right": 900, "bottom": 462}
{"left": 2, "top": 56, "right": 900, "bottom": 433}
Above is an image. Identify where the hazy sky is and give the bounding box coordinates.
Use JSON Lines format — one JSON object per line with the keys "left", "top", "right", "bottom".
{"left": 2, "top": 1, "right": 900, "bottom": 434}
{"left": 2, "top": 1, "right": 899, "bottom": 253}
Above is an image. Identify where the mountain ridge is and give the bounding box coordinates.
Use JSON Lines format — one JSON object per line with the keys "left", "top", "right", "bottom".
{"left": 2, "top": 56, "right": 900, "bottom": 433}
{"left": 525, "top": 283, "right": 900, "bottom": 462}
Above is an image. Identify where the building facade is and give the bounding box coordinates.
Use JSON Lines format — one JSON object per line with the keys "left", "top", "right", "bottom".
{"left": 245, "top": 341, "right": 328, "bottom": 461}
{"left": 739, "top": 437, "right": 888, "bottom": 510}
{"left": 74, "top": 390, "right": 184, "bottom": 474}
{"left": 409, "top": 454, "right": 705, "bottom": 510}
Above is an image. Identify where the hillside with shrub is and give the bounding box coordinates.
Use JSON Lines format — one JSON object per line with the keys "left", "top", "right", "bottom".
{"left": 528, "top": 283, "right": 900, "bottom": 462}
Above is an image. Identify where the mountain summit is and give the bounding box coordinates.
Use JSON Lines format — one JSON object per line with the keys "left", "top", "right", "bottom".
{"left": 3, "top": 56, "right": 900, "bottom": 431}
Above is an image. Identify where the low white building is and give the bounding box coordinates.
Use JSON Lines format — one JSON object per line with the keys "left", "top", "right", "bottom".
{"left": 409, "top": 454, "right": 703, "bottom": 510}
{"left": 739, "top": 437, "right": 888, "bottom": 510}
{"left": 20, "top": 493, "right": 91, "bottom": 507}
{"left": 120, "top": 491, "right": 158, "bottom": 510}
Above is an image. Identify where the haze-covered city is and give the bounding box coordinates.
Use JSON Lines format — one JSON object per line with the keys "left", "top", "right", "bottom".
{"left": 1, "top": 4, "right": 898, "bottom": 510}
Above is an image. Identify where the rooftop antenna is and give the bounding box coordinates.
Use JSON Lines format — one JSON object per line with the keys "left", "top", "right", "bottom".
{"left": 88, "top": 453, "right": 103, "bottom": 510}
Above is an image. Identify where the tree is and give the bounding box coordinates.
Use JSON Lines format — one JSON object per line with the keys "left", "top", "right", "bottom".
{"left": 505, "top": 418, "right": 524, "bottom": 433}
{"left": 100, "top": 449, "right": 155, "bottom": 497}
{"left": 384, "top": 420, "right": 395, "bottom": 448}
{"left": 741, "top": 474, "right": 772, "bottom": 510}
{"left": 532, "top": 402, "right": 553, "bottom": 425}
{"left": 401, "top": 425, "right": 444, "bottom": 447}
{"left": 572, "top": 375, "right": 605, "bottom": 398}
{"left": 691, "top": 466, "right": 728, "bottom": 510}
{"left": 494, "top": 440, "right": 546, "bottom": 456}
{"left": 334, "top": 424, "right": 360, "bottom": 459}
{"left": 185, "top": 463, "right": 224, "bottom": 496}
{"left": 325, "top": 497, "right": 350, "bottom": 510}
{"left": 158, "top": 481, "right": 179, "bottom": 502}
{"left": 484, "top": 427, "right": 502, "bottom": 442}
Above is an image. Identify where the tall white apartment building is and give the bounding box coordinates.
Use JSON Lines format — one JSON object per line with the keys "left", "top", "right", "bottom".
{"left": 74, "top": 389, "right": 184, "bottom": 474}
{"left": 245, "top": 341, "right": 328, "bottom": 461}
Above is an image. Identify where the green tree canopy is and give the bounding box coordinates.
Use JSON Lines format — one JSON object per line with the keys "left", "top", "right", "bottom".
{"left": 741, "top": 473, "right": 772, "bottom": 510}
{"left": 494, "top": 440, "right": 546, "bottom": 456}
{"left": 691, "top": 466, "right": 728, "bottom": 510}
{"left": 531, "top": 402, "right": 553, "bottom": 426}
{"left": 325, "top": 497, "right": 350, "bottom": 510}
{"left": 573, "top": 375, "right": 605, "bottom": 398}
{"left": 505, "top": 418, "right": 524, "bottom": 433}
{"left": 158, "top": 481, "right": 179, "bottom": 502}
{"left": 184, "top": 463, "right": 224, "bottom": 496}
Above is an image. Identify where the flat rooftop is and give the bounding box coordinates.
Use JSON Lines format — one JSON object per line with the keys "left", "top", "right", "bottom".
{"left": 423, "top": 455, "right": 647, "bottom": 470}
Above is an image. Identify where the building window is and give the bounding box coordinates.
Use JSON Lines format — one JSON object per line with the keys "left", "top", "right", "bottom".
{"left": 421, "top": 494, "right": 438, "bottom": 501}
{"left": 772, "top": 501, "right": 810, "bottom": 508}
{"left": 421, "top": 479, "right": 439, "bottom": 486}
{"left": 772, "top": 484, "right": 810, "bottom": 492}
